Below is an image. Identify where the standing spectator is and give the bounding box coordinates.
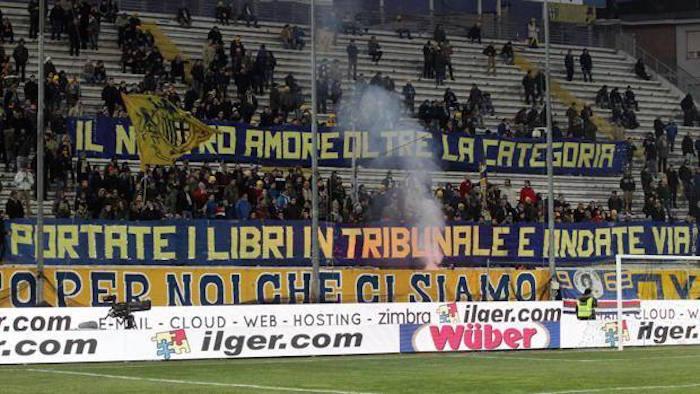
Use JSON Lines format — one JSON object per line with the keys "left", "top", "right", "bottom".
{"left": 68, "top": 18, "right": 81, "bottom": 57}
{"left": 442, "top": 41, "right": 455, "bottom": 81}
{"left": 624, "top": 86, "right": 639, "bottom": 111}
{"left": 522, "top": 70, "right": 536, "bottom": 105}
{"left": 619, "top": 170, "right": 635, "bottom": 213}
{"left": 681, "top": 94, "right": 697, "bottom": 127}
{"left": 240, "top": 1, "right": 259, "bottom": 28}
{"left": 12, "top": 39, "right": 28, "bottom": 81}
{"left": 280, "top": 24, "right": 293, "bottom": 48}
{"left": 87, "top": 13, "right": 100, "bottom": 50}
{"left": 14, "top": 165, "right": 34, "bottom": 215}
{"left": 434, "top": 24, "right": 447, "bottom": 43}
{"left": 580, "top": 48, "right": 593, "bottom": 82}
{"left": 367, "top": 36, "right": 383, "bottom": 64}
{"left": 176, "top": 7, "right": 192, "bottom": 28}
{"left": 483, "top": 43, "right": 496, "bottom": 75}
{"left": 695, "top": 136, "right": 700, "bottom": 166}
{"left": 346, "top": 39, "right": 358, "bottom": 80}
{"left": 402, "top": 81, "right": 415, "bottom": 114}
{"left": 501, "top": 41, "right": 514, "bottom": 65}
{"left": 682, "top": 132, "right": 695, "bottom": 163}
{"left": 564, "top": 49, "right": 574, "bottom": 81}
{"left": 656, "top": 134, "right": 668, "bottom": 173}
{"left": 101, "top": 79, "right": 119, "bottom": 116}
{"left": 422, "top": 41, "right": 434, "bottom": 79}
{"left": 50, "top": 3, "right": 64, "bottom": 41}
{"left": 215, "top": 1, "right": 231, "bottom": 25}
{"left": 1, "top": 18, "right": 14, "bottom": 44}
{"left": 642, "top": 133, "right": 657, "bottom": 177}
{"left": 467, "top": 23, "right": 481, "bottom": 44}
{"left": 28, "top": 0, "right": 40, "bottom": 40}
{"left": 666, "top": 165, "right": 679, "bottom": 209}
{"left": 527, "top": 18, "right": 539, "bottom": 48}
{"left": 665, "top": 119, "right": 678, "bottom": 152}
{"left": 24, "top": 74, "right": 38, "bottom": 104}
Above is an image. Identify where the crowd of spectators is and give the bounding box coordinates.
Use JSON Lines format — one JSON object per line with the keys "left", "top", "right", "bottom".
{"left": 0, "top": 3, "right": 697, "bottom": 228}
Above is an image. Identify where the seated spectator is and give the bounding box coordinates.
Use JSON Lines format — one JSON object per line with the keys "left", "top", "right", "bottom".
{"left": 68, "top": 100, "right": 84, "bottom": 117}
{"left": 635, "top": 58, "right": 651, "bottom": 80}
{"left": 292, "top": 26, "right": 305, "bottom": 50}
{"left": 595, "top": 85, "right": 609, "bottom": 109}
{"left": 176, "top": 7, "right": 192, "bottom": 28}
{"left": 395, "top": 15, "right": 412, "bottom": 39}
{"left": 467, "top": 23, "right": 481, "bottom": 44}
{"left": 434, "top": 24, "right": 447, "bottom": 43}
{"left": 624, "top": 85, "right": 639, "bottom": 111}
{"left": 501, "top": 41, "right": 514, "bottom": 65}
{"left": 170, "top": 54, "right": 186, "bottom": 84}
{"left": 94, "top": 60, "right": 107, "bottom": 84}
{"left": 367, "top": 36, "right": 382, "bottom": 64}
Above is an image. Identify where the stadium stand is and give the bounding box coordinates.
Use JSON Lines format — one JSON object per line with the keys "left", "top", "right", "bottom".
{"left": 0, "top": 0, "right": 698, "bottom": 223}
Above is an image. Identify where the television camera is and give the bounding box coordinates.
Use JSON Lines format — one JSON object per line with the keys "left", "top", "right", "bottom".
{"left": 104, "top": 295, "right": 152, "bottom": 329}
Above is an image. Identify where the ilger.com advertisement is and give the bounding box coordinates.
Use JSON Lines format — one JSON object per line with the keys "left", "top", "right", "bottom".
{"left": 561, "top": 300, "right": 700, "bottom": 349}
{"left": 0, "top": 302, "right": 563, "bottom": 364}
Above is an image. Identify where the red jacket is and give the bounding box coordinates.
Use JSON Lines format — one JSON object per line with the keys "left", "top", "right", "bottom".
{"left": 519, "top": 186, "right": 537, "bottom": 204}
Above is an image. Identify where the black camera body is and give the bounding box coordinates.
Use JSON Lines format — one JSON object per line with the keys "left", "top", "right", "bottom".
{"left": 105, "top": 295, "right": 152, "bottom": 329}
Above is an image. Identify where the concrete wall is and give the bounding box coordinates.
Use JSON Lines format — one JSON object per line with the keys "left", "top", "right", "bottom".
{"left": 676, "top": 23, "right": 700, "bottom": 80}
{"left": 622, "top": 24, "right": 677, "bottom": 67}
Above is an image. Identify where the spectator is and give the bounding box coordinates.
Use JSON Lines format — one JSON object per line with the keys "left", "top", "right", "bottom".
{"left": 176, "top": 7, "right": 192, "bottom": 28}
{"left": 101, "top": 79, "right": 119, "bottom": 116}
{"left": 240, "top": 1, "right": 259, "bottom": 28}
{"left": 422, "top": 41, "right": 435, "bottom": 79}
{"left": 28, "top": 0, "right": 40, "bottom": 40}
{"left": 595, "top": 85, "right": 609, "bottom": 109}
{"left": 467, "top": 23, "right": 481, "bottom": 44}
{"left": 635, "top": 58, "right": 651, "bottom": 80}
{"left": 483, "top": 43, "right": 496, "bottom": 75}
{"left": 215, "top": 1, "right": 231, "bottom": 25}
{"left": 67, "top": 18, "right": 81, "bottom": 56}
{"left": 667, "top": 165, "right": 679, "bottom": 209}
{"left": 527, "top": 18, "right": 539, "bottom": 48}
{"left": 695, "top": 136, "right": 700, "bottom": 166}
{"left": 346, "top": 39, "right": 358, "bottom": 80}
{"left": 608, "top": 191, "right": 624, "bottom": 213}
{"left": 624, "top": 86, "right": 638, "bottom": 111}
{"left": 564, "top": 49, "right": 574, "bottom": 81}
{"left": 657, "top": 134, "right": 668, "bottom": 173}
{"left": 170, "top": 54, "right": 186, "bottom": 84}
{"left": 434, "top": 24, "right": 447, "bottom": 43}
{"left": 24, "top": 74, "right": 38, "bottom": 104}
{"left": 50, "top": 3, "right": 64, "bottom": 41}
{"left": 580, "top": 48, "right": 593, "bottom": 82}
{"left": 665, "top": 119, "right": 678, "bottom": 152}
{"left": 402, "top": 81, "right": 415, "bottom": 114}
{"left": 5, "top": 191, "right": 24, "bottom": 219}
{"left": 522, "top": 70, "right": 536, "bottom": 105}
{"left": 501, "top": 41, "right": 514, "bottom": 65}
{"left": 367, "top": 36, "right": 383, "bottom": 64}
{"left": 280, "top": 24, "right": 293, "bottom": 48}
{"left": 682, "top": 132, "right": 695, "bottom": 163}
{"left": 395, "top": 15, "right": 412, "bottom": 39}
{"left": 681, "top": 94, "right": 697, "bottom": 126}
{"left": 441, "top": 41, "right": 455, "bottom": 81}
{"left": 87, "top": 13, "right": 100, "bottom": 50}
{"left": 291, "top": 26, "right": 305, "bottom": 50}
{"left": 619, "top": 171, "right": 635, "bottom": 213}
{"left": 1, "top": 17, "right": 13, "bottom": 44}
{"left": 12, "top": 39, "right": 28, "bottom": 81}
{"left": 519, "top": 180, "right": 537, "bottom": 204}
{"left": 94, "top": 60, "right": 107, "bottom": 83}
{"left": 13, "top": 165, "right": 34, "bottom": 216}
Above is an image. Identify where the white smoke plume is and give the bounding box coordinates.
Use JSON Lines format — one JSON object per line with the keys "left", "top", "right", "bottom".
{"left": 336, "top": 85, "right": 445, "bottom": 270}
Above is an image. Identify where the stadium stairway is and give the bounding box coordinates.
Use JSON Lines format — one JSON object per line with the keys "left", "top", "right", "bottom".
{"left": 0, "top": 1, "right": 698, "bottom": 220}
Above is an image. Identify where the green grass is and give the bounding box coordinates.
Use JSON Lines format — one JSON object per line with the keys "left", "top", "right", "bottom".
{"left": 1, "top": 346, "right": 699, "bottom": 393}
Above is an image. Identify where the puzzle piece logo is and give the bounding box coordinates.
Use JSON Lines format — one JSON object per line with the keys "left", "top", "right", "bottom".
{"left": 437, "top": 303, "right": 459, "bottom": 324}
{"left": 151, "top": 329, "right": 191, "bottom": 360}
{"left": 602, "top": 321, "right": 630, "bottom": 348}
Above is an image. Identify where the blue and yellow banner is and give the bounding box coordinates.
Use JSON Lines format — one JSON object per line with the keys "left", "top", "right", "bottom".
{"left": 5, "top": 219, "right": 695, "bottom": 266}
{"left": 0, "top": 266, "right": 552, "bottom": 307}
{"left": 557, "top": 268, "right": 700, "bottom": 300}
{"left": 69, "top": 117, "right": 629, "bottom": 176}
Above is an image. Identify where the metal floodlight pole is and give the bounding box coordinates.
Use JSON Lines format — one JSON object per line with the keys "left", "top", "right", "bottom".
{"left": 543, "top": 0, "right": 556, "bottom": 295}
{"left": 310, "top": 0, "right": 321, "bottom": 303}
{"left": 36, "top": 0, "right": 46, "bottom": 305}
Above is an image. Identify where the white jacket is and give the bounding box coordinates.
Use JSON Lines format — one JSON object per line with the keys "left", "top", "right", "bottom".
{"left": 14, "top": 170, "right": 34, "bottom": 191}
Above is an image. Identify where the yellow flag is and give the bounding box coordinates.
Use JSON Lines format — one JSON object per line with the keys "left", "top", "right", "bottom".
{"left": 121, "top": 94, "right": 216, "bottom": 166}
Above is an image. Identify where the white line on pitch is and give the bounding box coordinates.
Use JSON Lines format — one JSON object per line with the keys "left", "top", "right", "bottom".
{"left": 25, "top": 368, "right": 377, "bottom": 394}
{"left": 535, "top": 382, "right": 700, "bottom": 394}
